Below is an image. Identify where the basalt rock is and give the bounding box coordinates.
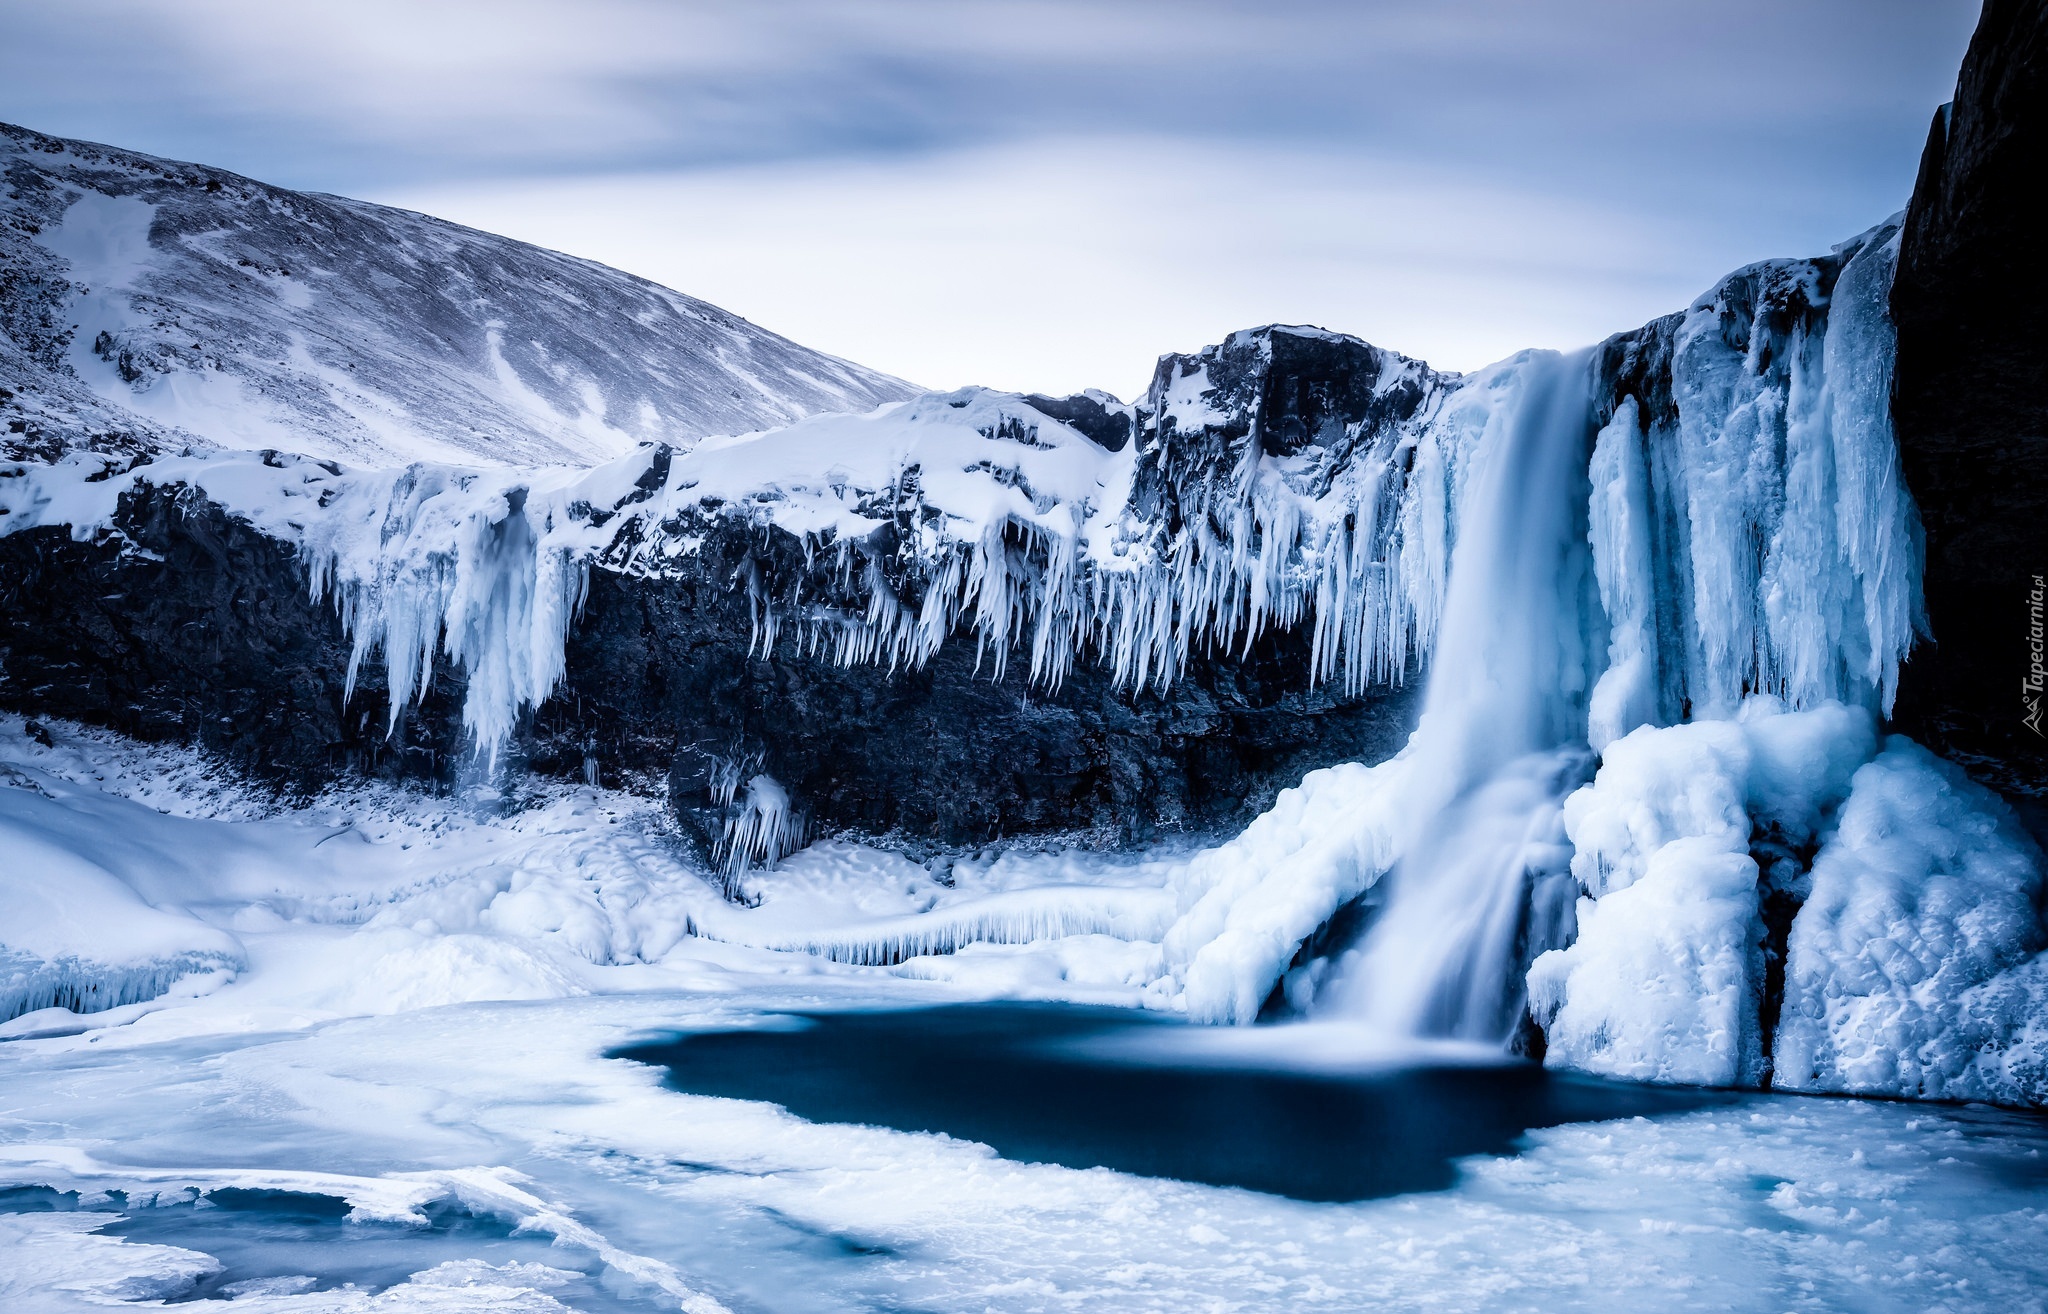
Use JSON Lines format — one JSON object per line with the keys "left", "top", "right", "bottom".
{"left": 1890, "top": 0, "right": 2048, "bottom": 801}
{"left": 0, "top": 484, "right": 467, "bottom": 788}
{"left": 0, "top": 476, "right": 1421, "bottom": 845}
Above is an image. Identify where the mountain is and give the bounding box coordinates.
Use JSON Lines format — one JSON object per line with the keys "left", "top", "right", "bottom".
{"left": 0, "top": 121, "right": 915, "bottom": 467}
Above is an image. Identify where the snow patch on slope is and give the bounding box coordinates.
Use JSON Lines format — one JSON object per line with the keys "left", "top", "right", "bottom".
{"left": 1, "top": 121, "right": 915, "bottom": 467}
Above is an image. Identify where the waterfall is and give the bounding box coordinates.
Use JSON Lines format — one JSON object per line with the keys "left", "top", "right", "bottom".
{"left": 1322, "top": 349, "right": 1600, "bottom": 1041}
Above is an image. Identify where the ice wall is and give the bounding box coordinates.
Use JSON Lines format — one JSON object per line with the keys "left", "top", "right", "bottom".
{"left": 1531, "top": 710, "right": 2047, "bottom": 1103}
{"left": 1157, "top": 221, "right": 1960, "bottom": 1044}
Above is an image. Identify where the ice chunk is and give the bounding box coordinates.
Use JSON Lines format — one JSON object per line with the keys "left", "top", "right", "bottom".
{"left": 1529, "top": 702, "right": 1878, "bottom": 1086}
{"left": 1773, "top": 739, "right": 2048, "bottom": 1103}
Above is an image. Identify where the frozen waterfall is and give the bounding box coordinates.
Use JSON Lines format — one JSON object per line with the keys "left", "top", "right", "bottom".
{"left": 1327, "top": 350, "right": 1599, "bottom": 1041}
{"left": 1158, "top": 220, "right": 2047, "bottom": 1104}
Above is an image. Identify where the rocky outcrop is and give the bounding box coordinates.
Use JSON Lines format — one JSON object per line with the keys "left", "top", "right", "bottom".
{"left": 0, "top": 343, "right": 1432, "bottom": 846}
{"left": 0, "top": 483, "right": 466, "bottom": 788}
{"left": 1890, "top": 0, "right": 2048, "bottom": 802}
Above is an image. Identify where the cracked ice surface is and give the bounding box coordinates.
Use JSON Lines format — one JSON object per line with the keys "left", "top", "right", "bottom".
{"left": 5, "top": 992, "right": 2048, "bottom": 1312}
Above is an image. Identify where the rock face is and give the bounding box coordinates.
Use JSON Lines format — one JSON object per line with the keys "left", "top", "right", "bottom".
{"left": 0, "top": 332, "right": 1436, "bottom": 845}
{"left": 547, "top": 328, "right": 1446, "bottom": 846}
{"left": 553, "top": 521, "right": 1420, "bottom": 850}
{"left": 0, "top": 492, "right": 1416, "bottom": 842}
{"left": 0, "top": 484, "right": 466, "bottom": 787}
{"left": 0, "top": 121, "right": 914, "bottom": 467}
{"left": 1890, "top": 0, "right": 2048, "bottom": 802}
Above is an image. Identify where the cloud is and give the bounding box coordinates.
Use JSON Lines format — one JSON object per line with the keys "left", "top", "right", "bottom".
{"left": 381, "top": 135, "right": 1867, "bottom": 397}
{"left": 0, "top": 0, "right": 1983, "bottom": 391}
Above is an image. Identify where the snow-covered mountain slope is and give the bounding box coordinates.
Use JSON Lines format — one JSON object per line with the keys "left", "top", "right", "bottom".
{"left": 0, "top": 121, "right": 915, "bottom": 466}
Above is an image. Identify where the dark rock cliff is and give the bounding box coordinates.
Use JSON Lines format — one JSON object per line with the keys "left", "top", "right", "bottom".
{"left": 0, "top": 483, "right": 467, "bottom": 785}
{"left": 1890, "top": 0, "right": 2048, "bottom": 801}
{"left": 0, "top": 336, "right": 1430, "bottom": 847}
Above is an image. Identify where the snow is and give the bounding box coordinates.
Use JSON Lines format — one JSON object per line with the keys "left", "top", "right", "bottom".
{"left": 1, "top": 1212, "right": 223, "bottom": 1308}
{"left": 0, "top": 710, "right": 2045, "bottom": 1307}
{"left": 0, "top": 770, "right": 243, "bottom": 1021}
{"left": 1775, "top": 738, "right": 2048, "bottom": 1103}
{"left": 0, "top": 715, "right": 1183, "bottom": 1038}
{"left": 2, "top": 122, "right": 915, "bottom": 468}
{"left": 1163, "top": 754, "right": 1415, "bottom": 1024}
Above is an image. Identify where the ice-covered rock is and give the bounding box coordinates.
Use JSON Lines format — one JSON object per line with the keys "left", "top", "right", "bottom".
{"left": 1527, "top": 703, "right": 1876, "bottom": 1086}
{"left": 1774, "top": 739, "right": 2048, "bottom": 1103}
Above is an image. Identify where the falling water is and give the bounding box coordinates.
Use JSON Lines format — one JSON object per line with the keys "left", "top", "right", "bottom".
{"left": 1329, "top": 349, "right": 1602, "bottom": 1041}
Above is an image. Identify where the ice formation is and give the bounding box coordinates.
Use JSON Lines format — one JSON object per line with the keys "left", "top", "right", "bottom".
{"left": 1527, "top": 701, "right": 1877, "bottom": 1087}
{"left": 1773, "top": 739, "right": 2048, "bottom": 1102}
{"left": 4, "top": 210, "right": 2040, "bottom": 1102}
{"left": 723, "top": 885, "right": 1176, "bottom": 968}
{"left": 1530, "top": 710, "right": 2048, "bottom": 1103}
{"left": 1154, "top": 221, "right": 2039, "bottom": 1095}
{"left": 0, "top": 764, "right": 244, "bottom": 1022}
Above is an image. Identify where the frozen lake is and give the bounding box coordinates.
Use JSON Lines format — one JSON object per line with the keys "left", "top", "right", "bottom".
{"left": 7, "top": 991, "right": 2048, "bottom": 1313}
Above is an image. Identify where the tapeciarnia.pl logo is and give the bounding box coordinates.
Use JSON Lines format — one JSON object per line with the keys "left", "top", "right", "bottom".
{"left": 2028, "top": 573, "right": 2046, "bottom": 737}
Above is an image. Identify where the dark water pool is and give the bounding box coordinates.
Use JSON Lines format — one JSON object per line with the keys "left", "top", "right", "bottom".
{"left": 611, "top": 1003, "right": 1728, "bottom": 1202}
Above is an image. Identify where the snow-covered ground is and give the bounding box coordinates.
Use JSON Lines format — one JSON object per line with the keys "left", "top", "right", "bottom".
{"left": 4, "top": 716, "right": 2048, "bottom": 1312}
{"left": 0, "top": 715, "right": 1179, "bottom": 1034}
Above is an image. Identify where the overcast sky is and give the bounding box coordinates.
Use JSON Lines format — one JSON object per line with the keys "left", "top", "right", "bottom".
{"left": 1, "top": 0, "right": 1981, "bottom": 397}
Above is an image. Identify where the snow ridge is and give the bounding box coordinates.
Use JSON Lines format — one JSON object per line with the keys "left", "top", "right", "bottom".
{"left": 0, "top": 120, "right": 915, "bottom": 467}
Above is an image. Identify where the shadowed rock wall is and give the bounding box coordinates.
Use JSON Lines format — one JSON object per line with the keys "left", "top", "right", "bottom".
{"left": 1890, "top": 0, "right": 2048, "bottom": 801}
